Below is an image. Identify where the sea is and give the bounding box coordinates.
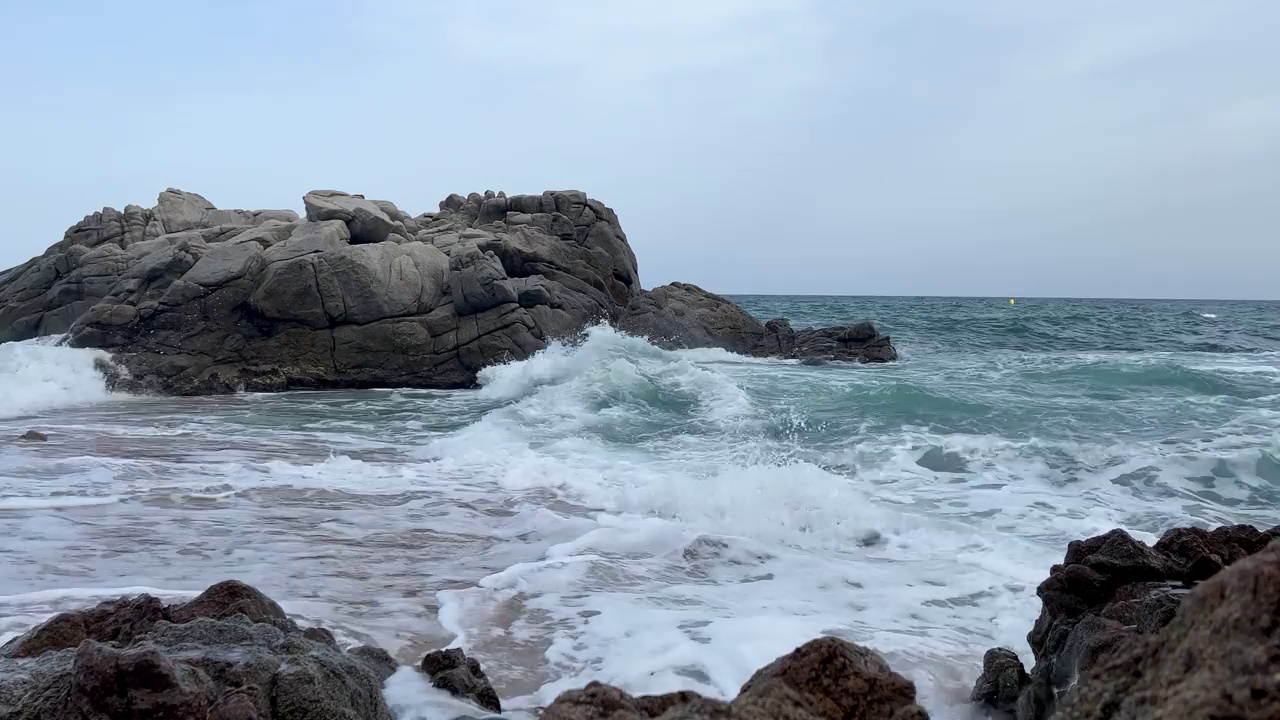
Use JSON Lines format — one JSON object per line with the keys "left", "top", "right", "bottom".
{"left": 2, "top": 296, "right": 1278, "bottom": 719}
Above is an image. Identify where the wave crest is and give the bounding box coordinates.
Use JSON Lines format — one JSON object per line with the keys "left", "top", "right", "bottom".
{"left": 0, "top": 338, "right": 117, "bottom": 419}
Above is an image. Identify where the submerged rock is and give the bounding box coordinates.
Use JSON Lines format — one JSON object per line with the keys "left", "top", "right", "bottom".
{"left": 18, "top": 430, "right": 47, "bottom": 441}
{"left": 0, "top": 580, "right": 396, "bottom": 720}
{"left": 0, "top": 188, "right": 896, "bottom": 395}
{"left": 541, "top": 637, "right": 928, "bottom": 720}
{"left": 970, "top": 523, "right": 1280, "bottom": 720}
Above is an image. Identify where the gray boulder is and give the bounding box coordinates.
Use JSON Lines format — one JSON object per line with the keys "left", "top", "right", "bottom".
{"left": 420, "top": 648, "right": 501, "bottom": 714}
{"left": 0, "top": 187, "right": 897, "bottom": 394}
{"left": 304, "top": 190, "right": 396, "bottom": 245}
{"left": 0, "top": 580, "right": 396, "bottom": 720}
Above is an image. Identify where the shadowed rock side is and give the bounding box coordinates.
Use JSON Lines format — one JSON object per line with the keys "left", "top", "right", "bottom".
{"left": 0, "top": 188, "right": 895, "bottom": 394}
{"left": 969, "top": 523, "right": 1280, "bottom": 720}
{"left": 421, "top": 647, "right": 502, "bottom": 714}
{"left": 618, "top": 282, "right": 897, "bottom": 362}
{"left": 1053, "top": 540, "right": 1280, "bottom": 720}
{"left": 0, "top": 580, "right": 397, "bottom": 720}
{"left": 539, "top": 637, "right": 928, "bottom": 720}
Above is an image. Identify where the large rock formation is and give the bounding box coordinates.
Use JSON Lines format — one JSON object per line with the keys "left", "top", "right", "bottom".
{"left": 1053, "top": 539, "right": 1280, "bottom": 720}
{"left": 970, "top": 523, "right": 1280, "bottom": 720}
{"left": 0, "top": 188, "right": 895, "bottom": 394}
{"left": 0, "top": 580, "right": 397, "bottom": 720}
{"left": 540, "top": 637, "right": 928, "bottom": 720}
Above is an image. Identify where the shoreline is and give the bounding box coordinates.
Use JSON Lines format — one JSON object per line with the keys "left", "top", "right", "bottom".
{"left": 3, "top": 523, "right": 1276, "bottom": 719}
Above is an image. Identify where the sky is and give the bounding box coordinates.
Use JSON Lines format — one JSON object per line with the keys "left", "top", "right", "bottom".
{"left": 1, "top": 0, "right": 1277, "bottom": 299}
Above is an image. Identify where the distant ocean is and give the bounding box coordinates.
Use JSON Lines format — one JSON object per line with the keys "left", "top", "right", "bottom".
{"left": 2, "top": 296, "right": 1278, "bottom": 718}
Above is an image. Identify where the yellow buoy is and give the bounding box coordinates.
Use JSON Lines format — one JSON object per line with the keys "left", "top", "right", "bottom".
{"left": 1009, "top": 298, "right": 1015, "bottom": 305}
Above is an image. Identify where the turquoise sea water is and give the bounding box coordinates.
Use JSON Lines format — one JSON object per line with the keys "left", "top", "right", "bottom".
{"left": 1, "top": 296, "right": 1277, "bottom": 718}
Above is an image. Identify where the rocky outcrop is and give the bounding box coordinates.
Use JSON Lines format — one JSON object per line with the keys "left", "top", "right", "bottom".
{"left": 0, "top": 187, "right": 896, "bottom": 394}
{"left": 1053, "top": 540, "right": 1280, "bottom": 719}
{"left": 0, "top": 580, "right": 396, "bottom": 720}
{"left": 970, "top": 524, "right": 1280, "bottom": 720}
{"left": 541, "top": 637, "right": 928, "bottom": 720}
{"left": 619, "top": 283, "right": 897, "bottom": 362}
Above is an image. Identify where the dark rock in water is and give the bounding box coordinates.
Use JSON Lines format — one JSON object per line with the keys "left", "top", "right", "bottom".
{"left": 969, "top": 648, "right": 1029, "bottom": 715}
{"left": 19, "top": 430, "right": 47, "bottom": 441}
{"left": 916, "top": 446, "right": 968, "bottom": 474}
{"left": 0, "top": 188, "right": 896, "bottom": 395}
{"left": 970, "top": 523, "right": 1280, "bottom": 720}
{"left": 0, "top": 580, "right": 396, "bottom": 720}
{"left": 421, "top": 647, "right": 502, "bottom": 714}
{"left": 541, "top": 637, "right": 928, "bottom": 720}
{"left": 619, "top": 282, "right": 896, "bottom": 364}
{"left": 1054, "top": 540, "right": 1280, "bottom": 719}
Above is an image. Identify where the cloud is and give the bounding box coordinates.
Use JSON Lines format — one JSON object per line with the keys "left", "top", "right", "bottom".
{"left": 1, "top": 0, "right": 1277, "bottom": 298}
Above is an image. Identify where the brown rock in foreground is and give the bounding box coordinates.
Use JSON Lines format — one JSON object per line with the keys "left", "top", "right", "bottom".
{"left": 0, "top": 580, "right": 397, "bottom": 720}
{"left": 541, "top": 637, "right": 928, "bottom": 720}
{"left": 969, "top": 523, "right": 1280, "bottom": 720}
{"left": 1054, "top": 540, "right": 1280, "bottom": 719}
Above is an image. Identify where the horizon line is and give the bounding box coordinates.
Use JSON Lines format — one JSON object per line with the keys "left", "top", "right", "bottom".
{"left": 716, "top": 292, "right": 1280, "bottom": 303}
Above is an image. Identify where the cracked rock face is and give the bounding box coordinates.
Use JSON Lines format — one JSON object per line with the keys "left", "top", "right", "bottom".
{"left": 0, "top": 188, "right": 895, "bottom": 394}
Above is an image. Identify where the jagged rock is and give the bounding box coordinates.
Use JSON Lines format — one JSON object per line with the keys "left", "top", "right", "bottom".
{"left": 0, "top": 580, "right": 395, "bottom": 720}
{"left": 969, "top": 648, "right": 1029, "bottom": 715}
{"left": 1054, "top": 541, "right": 1280, "bottom": 719}
{"left": 971, "top": 524, "right": 1280, "bottom": 720}
{"left": 542, "top": 637, "right": 928, "bottom": 720}
{"left": 421, "top": 648, "right": 501, "bottom": 714}
{"left": 19, "top": 430, "right": 47, "bottom": 442}
{"left": 0, "top": 188, "right": 896, "bottom": 394}
{"left": 619, "top": 282, "right": 896, "bottom": 363}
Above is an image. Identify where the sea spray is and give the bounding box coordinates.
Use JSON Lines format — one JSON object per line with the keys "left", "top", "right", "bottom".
{"left": 0, "top": 337, "right": 117, "bottom": 418}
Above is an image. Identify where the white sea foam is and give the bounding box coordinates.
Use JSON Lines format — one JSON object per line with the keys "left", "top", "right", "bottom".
{"left": 0, "top": 495, "right": 122, "bottom": 511}
{"left": 2, "top": 316, "right": 1277, "bottom": 720}
{"left": 0, "top": 337, "right": 117, "bottom": 418}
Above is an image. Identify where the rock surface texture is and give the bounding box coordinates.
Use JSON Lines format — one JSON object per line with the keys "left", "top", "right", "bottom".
{"left": 540, "top": 637, "right": 929, "bottom": 720}
{"left": 970, "top": 523, "right": 1280, "bottom": 720}
{"left": 420, "top": 647, "right": 502, "bottom": 714}
{"left": 0, "top": 188, "right": 895, "bottom": 394}
{"left": 1053, "top": 540, "right": 1280, "bottom": 720}
{"left": 0, "top": 580, "right": 396, "bottom": 720}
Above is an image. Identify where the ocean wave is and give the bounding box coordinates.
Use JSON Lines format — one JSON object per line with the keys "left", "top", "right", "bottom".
{"left": 0, "top": 495, "right": 122, "bottom": 511}
{"left": 0, "top": 338, "right": 117, "bottom": 419}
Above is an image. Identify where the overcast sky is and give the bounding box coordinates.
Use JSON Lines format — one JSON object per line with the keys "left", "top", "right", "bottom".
{"left": 2, "top": 1, "right": 1277, "bottom": 299}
